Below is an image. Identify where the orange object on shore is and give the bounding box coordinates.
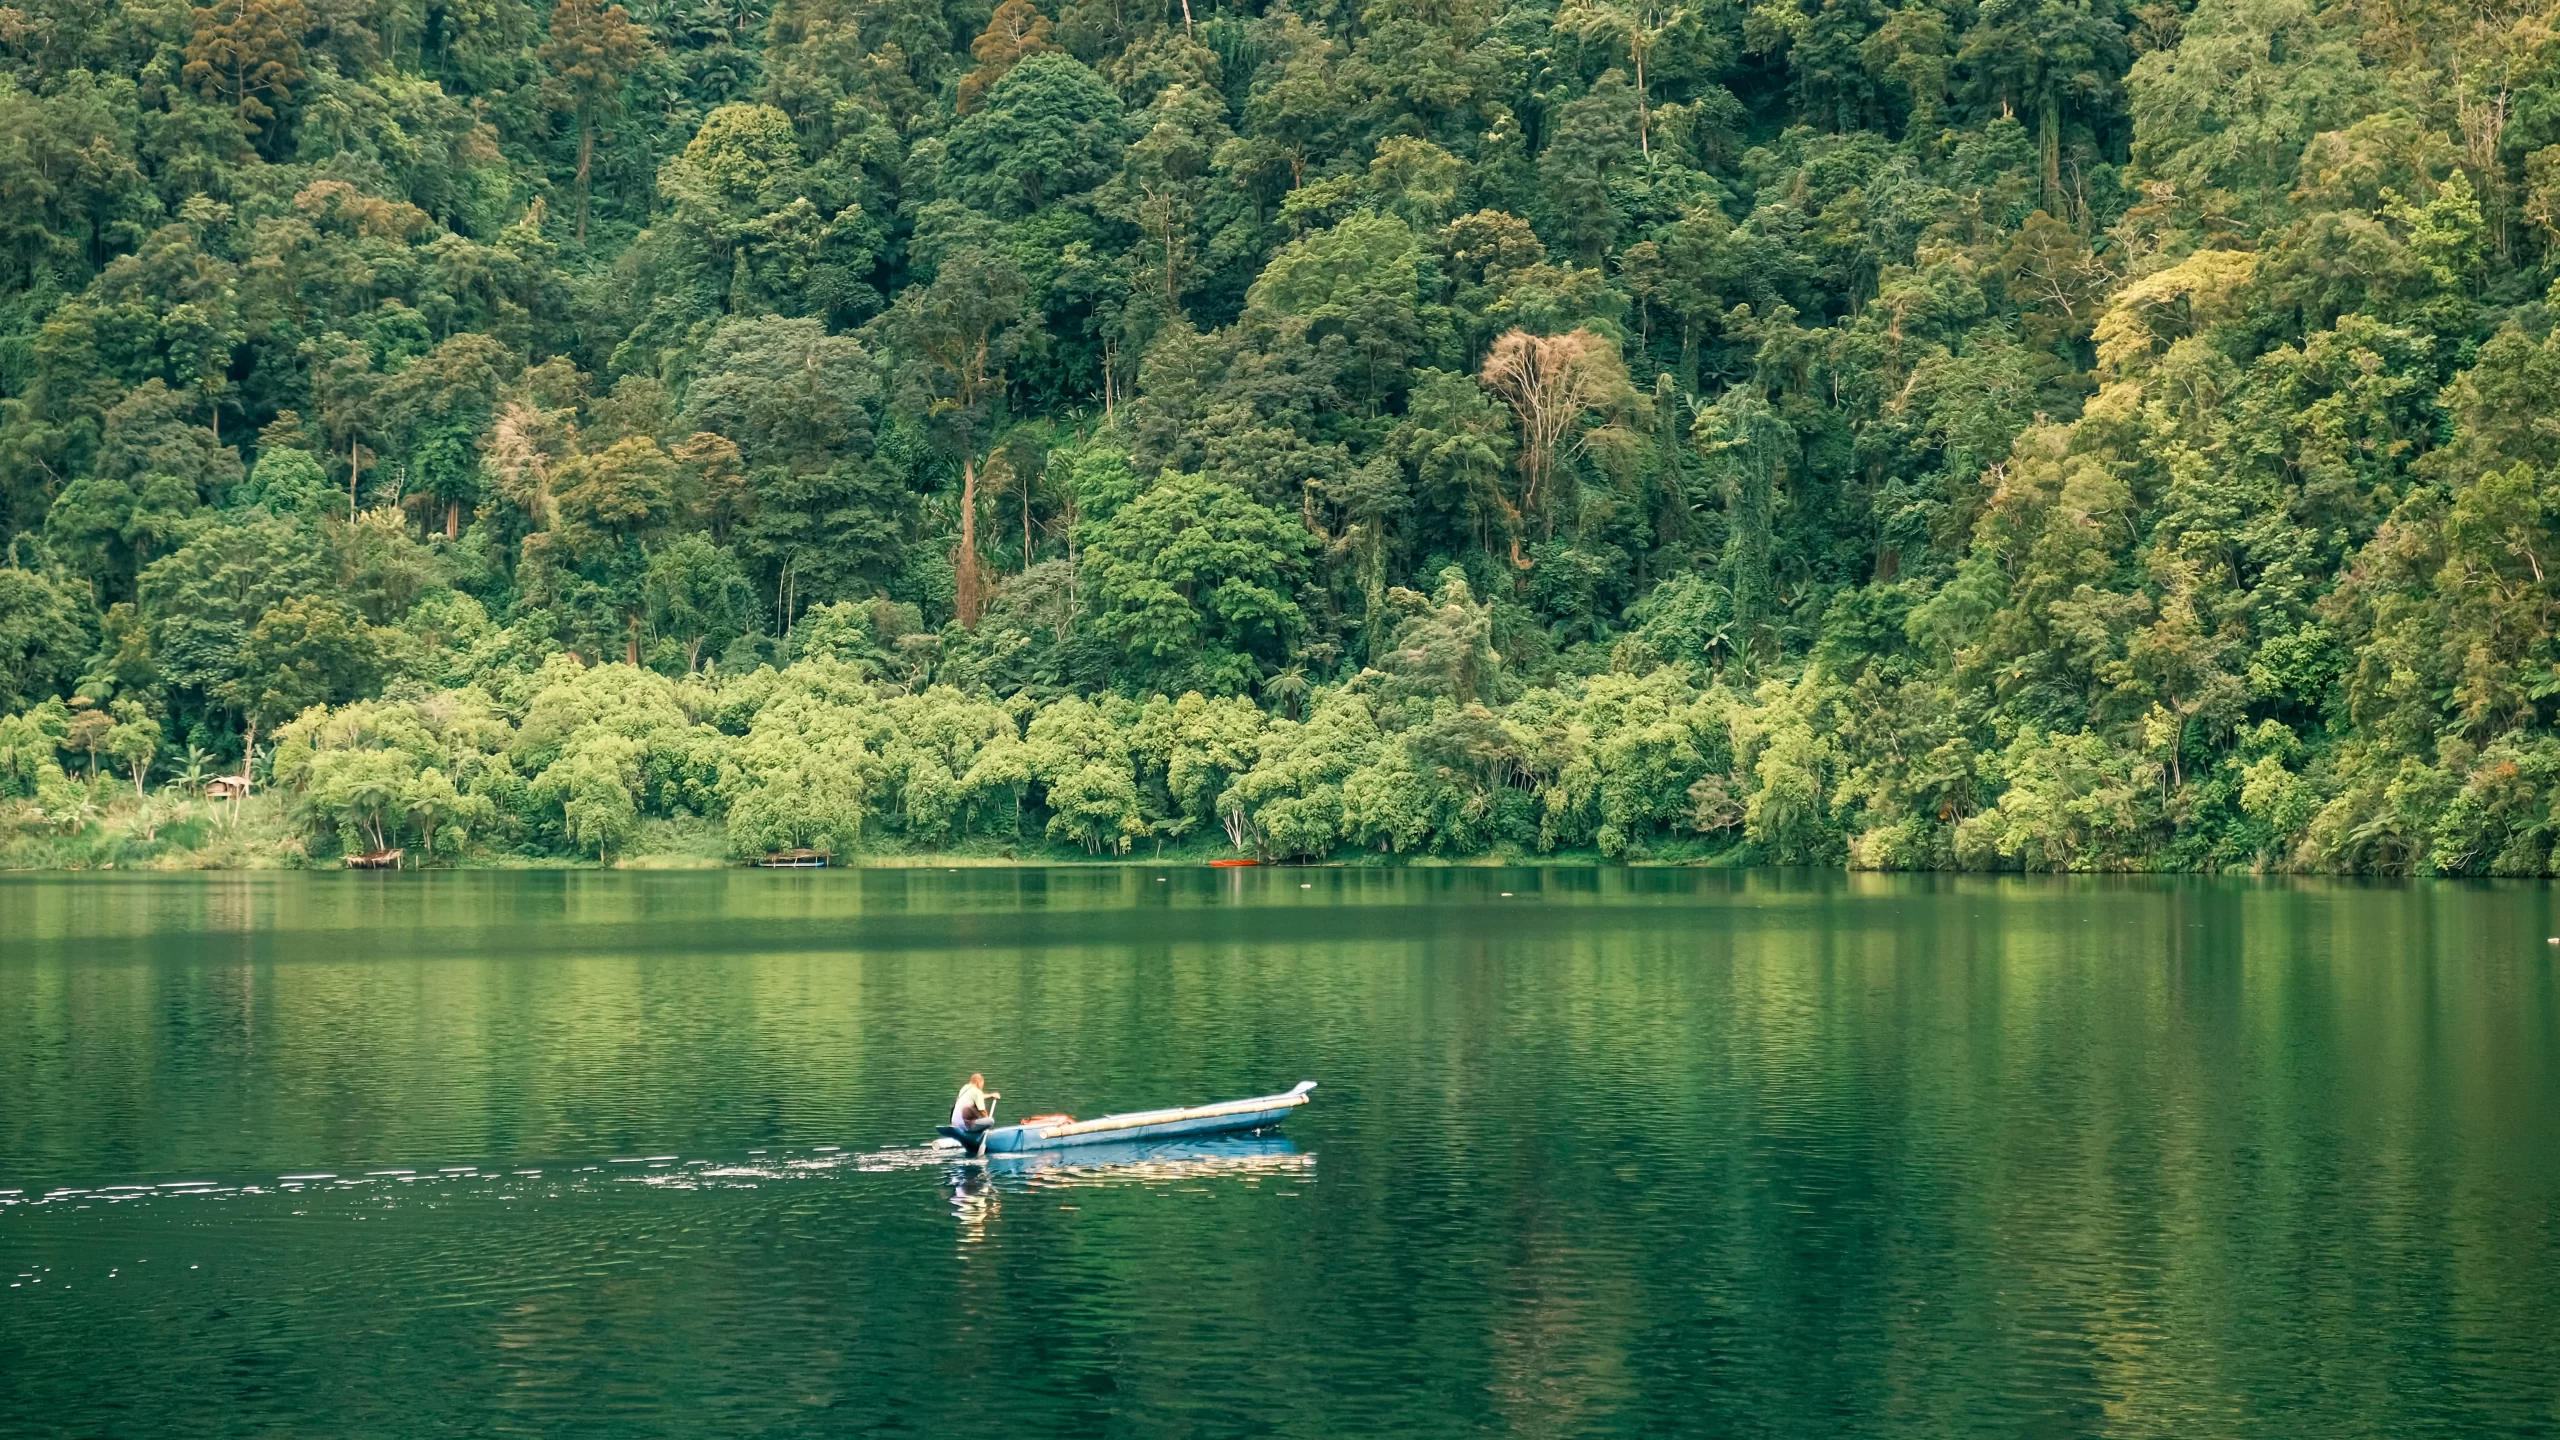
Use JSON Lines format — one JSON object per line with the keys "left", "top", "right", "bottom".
{"left": 1208, "top": 858, "right": 1260, "bottom": 867}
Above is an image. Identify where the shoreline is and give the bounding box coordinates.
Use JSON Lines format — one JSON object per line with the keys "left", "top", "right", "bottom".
{"left": 0, "top": 848, "right": 1752, "bottom": 873}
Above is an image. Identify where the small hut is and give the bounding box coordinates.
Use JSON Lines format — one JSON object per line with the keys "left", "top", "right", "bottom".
{"left": 205, "top": 776, "right": 251, "bottom": 800}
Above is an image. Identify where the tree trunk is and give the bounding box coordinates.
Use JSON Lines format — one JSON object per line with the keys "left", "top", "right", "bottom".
{"left": 1635, "top": 45, "right": 1649, "bottom": 157}
{"left": 576, "top": 120, "right": 595, "bottom": 246}
{"left": 956, "top": 452, "right": 983, "bottom": 628}
{"left": 2040, "top": 92, "right": 2062, "bottom": 215}
{"left": 626, "top": 612, "right": 640, "bottom": 667}
{"left": 446, "top": 500, "right": 460, "bottom": 539}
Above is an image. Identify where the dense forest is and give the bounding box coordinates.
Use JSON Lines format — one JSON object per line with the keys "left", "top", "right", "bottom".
{"left": 0, "top": 0, "right": 2554, "bottom": 869}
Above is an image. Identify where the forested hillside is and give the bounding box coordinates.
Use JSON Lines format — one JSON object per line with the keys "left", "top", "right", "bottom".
{"left": 0, "top": 0, "right": 2554, "bottom": 869}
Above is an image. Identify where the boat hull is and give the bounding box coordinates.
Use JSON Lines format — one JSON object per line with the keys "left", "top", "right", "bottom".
{"left": 977, "top": 1081, "right": 1315, "bottom": 1155}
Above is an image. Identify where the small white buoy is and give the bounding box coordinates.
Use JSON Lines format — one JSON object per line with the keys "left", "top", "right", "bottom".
{"left": 1500, "top": 891, "right": 1513, "bottom": 897}
{"left": 2548, "top": 937, "right": 2558, "bottom": 944}
{"left": 1301, "top": 883, "right": 1312, "bottom": 888}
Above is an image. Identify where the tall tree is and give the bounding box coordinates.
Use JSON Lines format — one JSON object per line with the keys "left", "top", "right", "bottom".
{"left": 1552, "top": 0, "right": 1695, "bottom": 157}
{"left": 871, "top": 252, "right": 1034, "bottom": 628}
{"left": 184, "top": 0, "right": 310, "bottom": 146}
{"left": 1477, "top": 328, "right": 1635, "bottom": 567}
{"left": 942, "top": 51, "right": 1126, "bottom": 217}
{"left": 957, "top": 0, "right": 1054, "bottom": 112}
{"left": 540, "top": 0, "right": 653, "bottom": 245}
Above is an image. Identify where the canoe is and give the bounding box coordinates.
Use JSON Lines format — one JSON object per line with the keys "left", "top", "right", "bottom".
{"left": 943, "top": 1081, "right": 1315, "bottom": 1157}
{"left": 1207, "top": 858, "right": 1260, "bottom": 867}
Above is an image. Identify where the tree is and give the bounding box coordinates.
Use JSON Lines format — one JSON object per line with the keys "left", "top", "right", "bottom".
{"left": 1379, "top": 568, "right": 1499, "bottom": 704}
{"left": 379, "top": 335, "right": 513, "bottom": 539}
{"left": 62, "top": 702, "right": 114, "bottom": 782}
{"left": 1537, "top": 76, "right": 1642, "bottom": 260}
{"left": 957, "top": 0, "right": 1053, "bottom": 112}
{"left": 215, "top": 596, "right": 379, "bottom": 743}
{"left": 871, "top": 252, "right": 1033, "bottom": 627}
{"left": 1552, "top": 0, "right": 1695, "bottom": 157}
{"left": 651, "top": 104, "right": 832, "bottom": 317}
{"left": 46, "top": 380, "right": 242, "bottom": 599}
{"left": 404, "top": 766, "right": 497, "bottom": 857}
{"left": 644, "top": 535, "right": 757, "bottom": 671}
{"left": 0, "top": 702, "right": 76, "bottom": 804}
{"left": 2125, "top": 0, "right": 2372, "bottom": 226}
{"left": 1242, "top": 212, "right": 1433, "bottom": 412}
{"left": 236, "top": 446, "right": 335, "bottom": 516}
{"left": 104, "top": 698, "right": 160, "bottom": 798}
{"left": 1238, "top": 10, "right": 1350, "bottom": 191}
{"left": 0, "top": 566, "right": 93, "bottom": 713}
{"left": 720, "top": 692, "right": 868, "bottom": 856}
{"left": 540, "top": 0, "right": 653, "bottom": 244}
{"left": 1477, "top": 329, "right": 1637, "bottom": 565}
{"left": 1955, "top": 0, "right": 2128, "bottom": 213}
{"left": 1700, "top": 389, "right": 1792, "bottom": 645}
{"left": 1083, "top": 471, "right": 1311, "bottom": 695}
{"left": 184, "top": 0, "right": 309, "bottom": 145}
{"left": 552, "top": 436, "right": 678, "bottom": 662}
{"left": 681, "top": 316, "right": 900, "bottom": 618}
{"left": 305, "top": 746, "right": 419, "bottom": 855}
{"left": 139, "top": 513, "right": 330, "bottom": 742}
{"left": 529, "top": 733, "right": 646, "bottom": 857}
{"left": 942, "top": 52, "right": 1126, "bottom": 217}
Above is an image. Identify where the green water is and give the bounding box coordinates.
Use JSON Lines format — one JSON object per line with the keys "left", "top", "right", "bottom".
{"left": 4, "top": 870, "right": 2559, "bottom": 1437}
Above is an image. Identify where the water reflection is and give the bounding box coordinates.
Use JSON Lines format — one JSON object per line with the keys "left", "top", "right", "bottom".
{"left": 9, "top": 871, "right": 2560, "bottom": 1438}
{"left": 982, "top": 1133, "right": 1308, "bottom": 1186}
{"left": 947, "top": 1163, "right": 999, "bottom": 1241}
{"left": 944, "top": 1135, "right": 1310, "bottom": 1238}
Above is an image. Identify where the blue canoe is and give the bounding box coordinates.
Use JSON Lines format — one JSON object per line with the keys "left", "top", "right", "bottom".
{"left": 942, "top": 1080, "right": 1316, "bottom": 1157}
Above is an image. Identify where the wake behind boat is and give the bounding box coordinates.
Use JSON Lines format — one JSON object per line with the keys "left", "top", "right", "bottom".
{"left": 937, "top": 1081, "right": 1315, "bottom": 1158}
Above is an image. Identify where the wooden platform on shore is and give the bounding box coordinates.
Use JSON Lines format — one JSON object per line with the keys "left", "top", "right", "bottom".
{"left": 346, "top": 849, "right": 405, "bottom": 869}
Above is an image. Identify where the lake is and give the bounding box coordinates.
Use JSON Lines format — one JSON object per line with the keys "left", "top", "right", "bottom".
{"left": 3, "top": 869, "right": 2558, "bottom": 1436}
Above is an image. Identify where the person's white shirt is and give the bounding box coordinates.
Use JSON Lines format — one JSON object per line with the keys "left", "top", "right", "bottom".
{"left": 951, "top": 1081, "right": 990, "bottom": 1130}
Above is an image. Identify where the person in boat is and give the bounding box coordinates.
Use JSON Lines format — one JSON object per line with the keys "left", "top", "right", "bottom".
{"left": 939, "top": 1073, "right": 1001, "bottom": 1155}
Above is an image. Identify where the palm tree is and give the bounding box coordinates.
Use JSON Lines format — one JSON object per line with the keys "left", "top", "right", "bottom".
{"left": 1261, "top": 664, "right": 1310, "bottom": 720}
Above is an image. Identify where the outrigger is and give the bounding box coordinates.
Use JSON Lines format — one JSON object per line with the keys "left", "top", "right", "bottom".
{"left": 936, "top": 1081, "right": 1316, "bottom": 1158}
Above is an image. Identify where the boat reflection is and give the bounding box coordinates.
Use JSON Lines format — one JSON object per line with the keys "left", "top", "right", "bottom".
{"left": 944, "top": 1133, "right": 1310, "bottom": 1227}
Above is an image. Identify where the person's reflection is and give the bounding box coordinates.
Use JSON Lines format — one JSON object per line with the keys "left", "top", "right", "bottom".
{"left": 947, "top": 1163, "right": 998, "bottom": 1242}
